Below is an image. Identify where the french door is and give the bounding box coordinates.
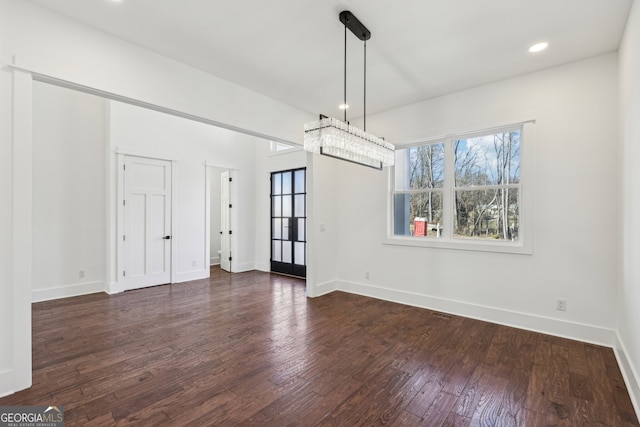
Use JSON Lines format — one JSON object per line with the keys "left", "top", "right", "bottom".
{"left": 271, "top": 168, "right": 306, "bottom": 278}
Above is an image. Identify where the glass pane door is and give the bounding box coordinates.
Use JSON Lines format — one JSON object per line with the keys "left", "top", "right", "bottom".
{"left": 271, "top": 168, "right": 306, "bottom": 278}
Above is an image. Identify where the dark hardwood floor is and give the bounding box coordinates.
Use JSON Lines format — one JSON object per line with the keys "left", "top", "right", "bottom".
{"left": 1, "top": 267, "right": 638, "bottom": 426}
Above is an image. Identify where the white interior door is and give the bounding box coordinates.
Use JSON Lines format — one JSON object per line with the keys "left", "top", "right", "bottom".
{"left": 220, "top": 171, "right": 231, "bottom": 272}
{"left": 122, "top": 156, "right": 172, "bottom": 290}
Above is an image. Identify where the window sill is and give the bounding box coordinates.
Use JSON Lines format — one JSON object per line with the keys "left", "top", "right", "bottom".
{"left": 383, "top": 236, "right": 533, "bottom": 255}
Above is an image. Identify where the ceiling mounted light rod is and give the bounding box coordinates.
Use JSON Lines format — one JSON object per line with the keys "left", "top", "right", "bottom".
{"left": 339, "top": 10, "right": 370, "bottom": 131}
{"left": 303, "top": 10, "right": 395, "bottom": 170}
{"left": 364, "top": 38, "right": 367, "bottom": 131}
{"left": 343, "top": 24, "right": 347, "bottom": 122}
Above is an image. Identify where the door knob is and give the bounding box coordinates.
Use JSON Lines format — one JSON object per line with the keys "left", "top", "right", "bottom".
{"left": 163, "top": 236, "right": 171, "bottom": 240}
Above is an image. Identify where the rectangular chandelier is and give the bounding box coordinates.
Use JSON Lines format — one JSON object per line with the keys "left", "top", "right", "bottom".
{"left": 303, "top": 11, "right": 394, "bottom": 170}
{"left": 304, "top": 116, "right": 395, "bottom": 170}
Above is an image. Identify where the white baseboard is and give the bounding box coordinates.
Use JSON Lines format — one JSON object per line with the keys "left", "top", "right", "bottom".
{"left": 233, "top": 261, "right": 255, "bottom": 273}
{"left": 331, "top": 280, "right": 616, "bottom": 347}
{"left": 31, "top": 281, "right": 105, "bottom": 303}
{"left": 0, "top": 369, "right": 14, "bottom": 398}
{"left": 254, "top": 261, "right": 270, "bottom": 272}
{"left": 210, "top": 256, "right": 221, "bottom": 266}
{"left": 173, "top": 269, "right": 209, "bottom": 283}
{"left": 107, "top": 281, "right": 124, "bottom": 295}
{"left": 110, "top": 269, "right": 210, "bottom": 291}
{"left": 310, "top": 280, "right": 338, "bottom": 297}
{"left": 614, "top": 332, "right": 640, "bottom": 421}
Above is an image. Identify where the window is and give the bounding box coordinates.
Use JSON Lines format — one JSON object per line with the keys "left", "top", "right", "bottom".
{"left": 390, "top": 123, "right": 531, "bottom": 254}
{"left": 270, "top": 140, "right": 296, "bottom": 154}
{"left": 393, "top": 143, "right": 445, "bottom": 238}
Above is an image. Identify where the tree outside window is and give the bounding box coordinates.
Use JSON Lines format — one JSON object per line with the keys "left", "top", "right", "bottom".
{"left": 394, "top": 128, "right": 521, "bottom": 242}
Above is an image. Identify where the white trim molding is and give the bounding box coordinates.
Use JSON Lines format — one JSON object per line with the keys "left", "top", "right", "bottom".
{"left": 7, "top": 67, "right": 34, "bottom": 396}
{"left": 31, "top": 281, "right": 106, "bottom": 303}
{"left": 311, "top": 280, "right": 339, "bottom": 298}
{"left": 254, "top": 261, "right": 270, "bottom": 272}
{"left": 172, "top": 270, "right": 209, "bottom": 284}
{"left": 234, "top": 262, "right": 256, "bottom": 274}
{"left": 114, "top": 146, "right": 178, "bottom": 163}
{"left": 614, "top": 332, "right": 640, "bottom": 421}
{"left": 316, "top": 280, "right": 616, "bottom": 348}
{"left": 107, "top": 281, "right": 124, "bottom": 295}
{"left": 8, "top": 61, "right": 299, "bottom": 147}
{"left": 0, "top": 370, "right": 15, "bottom": 398}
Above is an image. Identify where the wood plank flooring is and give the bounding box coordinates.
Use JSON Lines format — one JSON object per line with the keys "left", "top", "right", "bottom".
{"left": 1, "top": 267, "right": 638, "bottom": 426}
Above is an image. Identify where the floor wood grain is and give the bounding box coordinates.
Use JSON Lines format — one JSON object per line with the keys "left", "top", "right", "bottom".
{"left": 1, "top": 267, "right": 637, "bottom": 426}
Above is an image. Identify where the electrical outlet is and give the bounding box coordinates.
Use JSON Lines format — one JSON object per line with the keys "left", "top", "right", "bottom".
{"left": 556, "top": 299, "right": 567, "bottom": 311}
{"left": 192, "top": 260, "right": 197, "bottom": 267}
{"left": 78, "top": 270, "right": 85, "bottom": 279}
{"left": 365, "top": 272, "right": 370, "bottom": 280}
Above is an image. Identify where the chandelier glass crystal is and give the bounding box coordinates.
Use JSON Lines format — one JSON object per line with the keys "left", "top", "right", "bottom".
{"left": 304, "top": 117, "right": 394, "bottom": 169}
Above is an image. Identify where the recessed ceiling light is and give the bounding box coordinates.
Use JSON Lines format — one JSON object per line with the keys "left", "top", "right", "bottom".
{"left": 338, "top": 103, "right": 349, "bottom": 110}
{"left": 528, "top": 42, "right": 548, "bottom": 53}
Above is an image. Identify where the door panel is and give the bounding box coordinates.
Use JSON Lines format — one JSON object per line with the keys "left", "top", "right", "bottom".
{"left": 130, "top": 193, "right": 146, "bottom": 276}
{"left": 122, "top": 156, "right": 172, "bottom": 290}
{"left": 271, "top": 168, "right": 306, "bottom": 278}
{"left": 150, "top": 194, "right": 168, "bottom": 274}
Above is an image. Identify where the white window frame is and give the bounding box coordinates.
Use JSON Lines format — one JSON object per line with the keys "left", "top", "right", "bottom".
{"left": 385, "top": 122, "right": 534, "bottom": 254}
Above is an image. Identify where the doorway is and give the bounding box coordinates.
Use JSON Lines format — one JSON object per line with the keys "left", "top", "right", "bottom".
{"left": 205, "top": 166, "right": 236, "bottom": 274}
{"left": 270, "top": 168, "right": 306, "bottom": 278}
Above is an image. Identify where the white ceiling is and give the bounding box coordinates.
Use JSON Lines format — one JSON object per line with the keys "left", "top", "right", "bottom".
{"left": 27, "top": 0, "right": 632, "bottom": 120}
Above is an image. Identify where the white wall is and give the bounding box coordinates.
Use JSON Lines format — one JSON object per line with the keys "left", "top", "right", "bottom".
{"left": 619, "top": 0, "right": 640, "bottom": 414}
{"left": 253, "top": 142, "right": 306, "bottom": 272}
{"left": 0, "top": 0, "right": 312, "bottom": 395}
{"left": 32, "top": 82, "right": 107, "bottom": 302}
{"left": 0, "top": 34, "right": 14, "bottom": 387}
{"left": 306, "top": 153, "right": 342, "bottom": 296}
{"left": 30, "top": 82, "right": 260, "bottom": 296}
{"left": 0, "top": 0, "right": 311, "bottom": 144}
{"left": 309, "top": 53, "right": 620, "bottom": 344}
{"left": 109, "top": 101, "right": 259, "bottom": 282}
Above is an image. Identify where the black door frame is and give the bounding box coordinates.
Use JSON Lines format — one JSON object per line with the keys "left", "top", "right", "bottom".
{"left": 270, "top": 168, "right": 306, "bottom": 278}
